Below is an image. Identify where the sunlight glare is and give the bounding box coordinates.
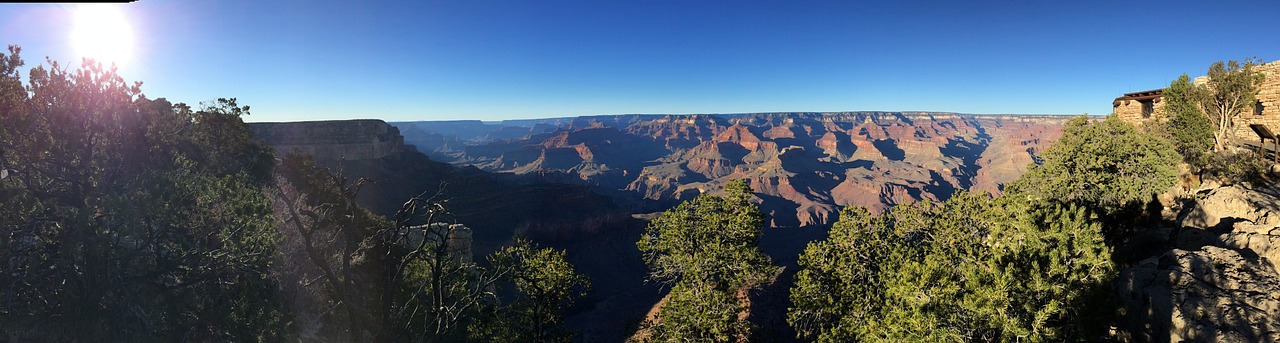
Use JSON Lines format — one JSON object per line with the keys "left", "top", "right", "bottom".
{"left": 71, "top": 5, "right": 135, "bottom": 67}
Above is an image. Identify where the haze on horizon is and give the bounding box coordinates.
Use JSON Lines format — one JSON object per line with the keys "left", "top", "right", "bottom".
{"left": 1, "top": 0, "right": 1277, "bottom": 122}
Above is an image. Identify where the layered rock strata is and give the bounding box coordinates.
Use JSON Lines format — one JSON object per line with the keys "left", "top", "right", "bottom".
{"left": 399, "top": 112, "right": 1074, "bottom": 227}
{"left": 250, "top": 119, "right": 405, "bottom": 161}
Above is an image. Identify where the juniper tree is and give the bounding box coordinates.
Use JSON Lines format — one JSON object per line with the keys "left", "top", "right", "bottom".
{"left": 636, "top": 179, "right": 778, "bottom": 342}
{"left": 0, "top": 47, "right": 287, "bottom": 341}
{"left": 788, "top": 192, "right": 1113, "bottom": 342}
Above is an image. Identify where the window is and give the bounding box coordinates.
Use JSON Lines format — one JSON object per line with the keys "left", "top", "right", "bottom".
{"left": 1258, "top": 101, "right": 1266, "bottom": 116}
{"left": 1141, "top": 100, "right": 1154, "bottom": 118}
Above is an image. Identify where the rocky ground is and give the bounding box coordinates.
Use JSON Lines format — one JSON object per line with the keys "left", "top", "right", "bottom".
{"left": 1115, "top": 183, "right": 1280, "bottom": 342}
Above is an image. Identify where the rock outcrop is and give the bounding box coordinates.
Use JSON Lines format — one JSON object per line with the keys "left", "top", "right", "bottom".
{"left": 251, "top": 119, "right": 659, "bottom": 340}
{"left": 1182, "top": 186, "right": 1280, "bottom": 234}
{"left": 1115, "top": 185, "right": 1280, "bottom": 342}
{"left": 249, "top": 119, "right": 405, "bottom": 161}
{"left": 1116, "top": 246, "right": 1280, "bottom": 342}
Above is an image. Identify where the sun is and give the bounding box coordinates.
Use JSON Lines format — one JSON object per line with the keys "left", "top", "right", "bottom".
{"left": 71, "top": 5, "right": 135, "bottom": 67}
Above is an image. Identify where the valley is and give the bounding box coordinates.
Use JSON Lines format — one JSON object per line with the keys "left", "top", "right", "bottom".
{"left": 394, "top": 112, "right": 1074, "bottom": 228}
{"left": 250, "top": 113, "right": 1076, "bottom": 340}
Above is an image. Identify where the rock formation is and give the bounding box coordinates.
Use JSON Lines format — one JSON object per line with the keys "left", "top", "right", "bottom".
{"left": 249, "top": 119, "right": 405, "bottom": 161}
{"left": 250, "top": 119, "right": 658, "bottom": 339}
{"left": 1115, "top": 185, "right": 1280, "bottom": 342}
{"left": 1116, "top": 246, "right": 1280, "bottom": 342}
{"left": 396, "top": 112, "right": 1073, "bottom": 227}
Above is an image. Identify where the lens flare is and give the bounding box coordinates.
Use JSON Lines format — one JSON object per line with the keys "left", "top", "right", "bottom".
{"left": 71, "top": 5, "right": 135, "bottom": 67}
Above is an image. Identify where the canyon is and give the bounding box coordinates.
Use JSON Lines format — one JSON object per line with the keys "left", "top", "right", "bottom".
{"left": 250, "top": 112, "right": 1075, "bottom": 341}
{"left": 394, "top": 112, "right": 1074, "bottom": 228}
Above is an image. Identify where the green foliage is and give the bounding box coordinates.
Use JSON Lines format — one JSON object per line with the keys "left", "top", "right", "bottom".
{"left": 788, "top": 112, "right": 1196, "bottom": 341}
{"left": 391, "top": 237, "right": 482, "bottom": 342}
{"left": 1157, "top": 74, "right": 1215, "bottom": 169}
{"left": 636, "top": 179, "right": 778, "bottom": 342}
{"left": 0, "top": 47, "right": 287, "bottom": 341}
{"left": 1005, "top": 115, "right": 1178, "bottom": 218}
{"left": 272, "top": 152, "right": 394, "bottom": 340}
{"left": 647, "top": 282, "right": 747, "bottom": 342}
{"left": 382, "top": 192, "right": 504, "bottom": 341}
{"left": 788, "top": 193, "right": 1114, "bottom": 342}
{"left": 188, "top": 98, "right": 276, "bottom": 184}
{"left": 277, "top": 152, "right": 594, "bottom": 342}
{"left": 1194, "top": 59, "right": 1266, "bottom": 152}
{"left": 468, "top": 239, "right": 590, "bottom": 343}
{"left": 1201, "top": 150, "right": 1274, "bottom": 186}
{"left": 638, "top": 180, "right": 775, "bottom": 287}
{"left": 0, "top": 42, "right": 597, "bottom": 343}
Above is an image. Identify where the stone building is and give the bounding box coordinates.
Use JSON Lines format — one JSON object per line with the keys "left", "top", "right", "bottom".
{"left": 1216, "top": 61, "right": 1280, "bottom": 139}
{"left": 1113, "top": 89, "right": 1165, "bottom": 123}
{"left": 1114, "top": 59, "right": 1280, "bottom": 141}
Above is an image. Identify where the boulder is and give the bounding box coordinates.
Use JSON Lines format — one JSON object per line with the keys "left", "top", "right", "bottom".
{"left": 1176, "top": 185, "right": 1280, "bottom": 273}
{"left": 1114, "top": 246, "right": 1280, "bottom": 342}
{"left": 1180, "top": 186, "right": 1280, "bottom": 232}
{"left": 1220, "top": 232, "right": 1280, "bottom": 274}
{"left": 1117, "top": 185, "right": 1280, "bottom": 341}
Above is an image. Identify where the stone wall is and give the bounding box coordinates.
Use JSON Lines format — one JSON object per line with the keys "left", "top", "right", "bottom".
{"left": 1115, "top": 95, "right": 1166, "bottom": 124}
{"left": 1113, "top": 60, "right": 1280, "bottom": 138}
{"left": 249, "top": 119, "right": 405, "bottom": 161}
{"left": 1226, "top": 61, "right": 1280, "bottom": 141}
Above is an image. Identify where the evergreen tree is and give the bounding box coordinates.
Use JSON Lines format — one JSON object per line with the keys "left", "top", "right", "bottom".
{"left": 468, "top": 239, "right": 590, "bottom": 343}
{"left": 1157, "top": 74, "right": 1216, "bottom": 169}
{"left": 271, "top": 152, "right": 394, "bottom": 341}
{"left": 1192, "top": 59, "right": 1265, "bottom": 152}
{"left": 1004, "top": 115, "right": 1178, "bottom": 245}
{"left": 636, "top": 180, "right": 778, "bottom": 342}
{"left": 1006, "top": 115, "right": 1178, "bottom": 213}
{"left": 0, "top": 48, "right": 287, "bottom": 341}
{"left": 788, "top": 193, "right": 1114, "bottom": 342}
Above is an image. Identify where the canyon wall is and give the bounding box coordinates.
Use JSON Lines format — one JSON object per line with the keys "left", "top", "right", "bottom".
{"left": 249, "top": 119, "right": 405, "bottom": 161}
{"left": 398, "top": 112, "right": 1076, "bottom": 228}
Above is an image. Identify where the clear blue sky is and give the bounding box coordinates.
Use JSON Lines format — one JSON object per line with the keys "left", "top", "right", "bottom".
{"left": 2, "top": 0, "right": 1278, "bottom": 122}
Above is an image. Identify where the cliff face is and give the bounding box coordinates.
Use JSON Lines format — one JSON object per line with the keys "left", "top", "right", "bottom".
{"left": 397, "top": 112, "right": 1074, "bottom": 228}
{"left": 250, "top": 119, "right": 658, "bottom": 339}
{"left": 249, "top": 119, "right": 642, "bottom": 252}
{"left": 249, "top": 120, "right": 405, "bottom": 161}
{"left": 249, "top": 115, "right": 1074, "bottom": 341}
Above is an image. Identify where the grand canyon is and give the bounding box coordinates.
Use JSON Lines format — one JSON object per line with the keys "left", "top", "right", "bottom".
{"left": 248, "top": 112, "right": 1077, "bottom": 340}
{"left": 393, "top": 112, "right": 1072, "bottom": 228}
{"left": 7, "top": 1, "right": 1278, "bottom": 341}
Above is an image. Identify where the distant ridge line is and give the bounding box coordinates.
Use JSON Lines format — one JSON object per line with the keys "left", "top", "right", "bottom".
{"left": 389, "top": 111, "right": 1095, "bottom": 126}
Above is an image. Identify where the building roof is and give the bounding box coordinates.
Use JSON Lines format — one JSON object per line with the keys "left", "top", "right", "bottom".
{"left": 1113, "top": 89, "right": 1163, "bottom": 107}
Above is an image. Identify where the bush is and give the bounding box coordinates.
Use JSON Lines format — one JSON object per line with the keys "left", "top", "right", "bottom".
{"left": 1202, "top": 150, "right": 1274, "bottom": 186}
{"left": 1156, "top": 74, "right": 1215, "bottom": 170}
{"left": 788, "top": 192, "right": 1114, "bottom": 342}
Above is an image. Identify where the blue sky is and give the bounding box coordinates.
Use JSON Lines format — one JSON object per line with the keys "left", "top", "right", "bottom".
{"left": 1, "top": 0, "right": 1277, "bottom": 122}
